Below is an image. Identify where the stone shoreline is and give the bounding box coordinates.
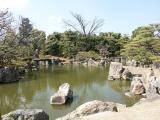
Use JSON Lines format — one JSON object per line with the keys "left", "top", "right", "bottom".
{"left": 0, "top": 67, "right": 25, "bottom": 83}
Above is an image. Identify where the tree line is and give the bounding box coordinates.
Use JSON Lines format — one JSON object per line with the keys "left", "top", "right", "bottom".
{"left": 0, "top": 9, "right": 160, "bottom": 67}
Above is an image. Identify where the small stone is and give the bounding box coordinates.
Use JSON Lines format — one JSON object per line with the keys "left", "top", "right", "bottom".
{"left": 142, "top": 93, "right": 147, "bottom": 98}
{"left": 125, "top": 92, "right": 132, "bottom": 97}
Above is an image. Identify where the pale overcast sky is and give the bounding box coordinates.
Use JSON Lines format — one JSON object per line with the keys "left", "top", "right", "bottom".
{"left": 0, "top": 0, "right": 160, "bottom": 35}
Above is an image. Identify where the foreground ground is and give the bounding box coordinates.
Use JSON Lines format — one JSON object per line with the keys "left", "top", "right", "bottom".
{"left": 79, "top": 98, "right": 160, "bottom": 120}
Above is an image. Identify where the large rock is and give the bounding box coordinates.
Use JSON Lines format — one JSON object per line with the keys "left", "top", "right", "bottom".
{"left": 0, "top": 67, "right": 24, "bottom": 83}
{"left": 87, "top": 58, "right": 99, "bottom": 67}
{"left": 146, "top": 76, "right": 160, "bottom": 98}
{"left": 99, "top": 58, "right": 109, "bottom": 66}
{"left": 130, "top": 77, "right": 145, "bottom": 95}
{"left": 79, "top": 99, "right": 160, "bottom": 120}
{"left": 108, "top": 62, "right": 123, "bottom": 80}
{"left": 99, "top": 58, "right": 106, "bottom": 66}
{"left": 1, "top": 109, "right": 49, "bottom": 120}
{"left": 50, "top": 83, "right": 73, "bottom": 105}
{"left": 56, "top": 100, "right": 120, "bottom": 120}
{"left": 122, "top": 68, "right": 133, "bottom": 80}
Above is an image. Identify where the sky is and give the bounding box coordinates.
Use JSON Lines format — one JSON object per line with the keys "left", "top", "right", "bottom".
{"left": 0, "top": 0, "right": 160, "bottom": 35}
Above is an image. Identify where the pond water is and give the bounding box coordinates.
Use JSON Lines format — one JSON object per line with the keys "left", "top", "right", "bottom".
{"left": 0, "top": 65, "right": 140, "bottom": 119}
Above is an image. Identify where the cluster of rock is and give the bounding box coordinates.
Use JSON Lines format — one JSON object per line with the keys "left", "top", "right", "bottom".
{"left": 50, "top": 83, "right": 73, "bottom": 105}
{"left": 0, "top": 67, "right": 25, "bottom": 83}
{"left": 1, "top": 101, "right": 126, "bottom": 120}
{"left": 81, "top": 58, "right": 99, "bottom": 67}
{"left": 1, "top": 109, "right": 49, "bottom": 120}
{"left": 70, "top": 57, "right": 109, "bottom": 67}
{"left": 108, "top": 62, "right": 132, "bottom": 80}
{"left": 125, "top": 75, "right": 160, "bottom": 97}
{"left": 108, "top": 62, "right": 160, "bottom": 97}
{"left": 56, "top": 100, "right": 126, "bottom": 120}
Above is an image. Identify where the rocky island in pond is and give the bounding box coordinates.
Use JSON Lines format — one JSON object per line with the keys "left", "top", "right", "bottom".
{"left": 50, "top": 83, "right": 73, "bottom": 105}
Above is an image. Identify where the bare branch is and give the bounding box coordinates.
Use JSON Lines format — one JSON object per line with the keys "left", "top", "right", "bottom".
{"left": 63, "top": 20, "right": 80, "bottom": 32}
{"left": 88, "top": 18, "right": 104, "bottom": 35}
{"left": 71, "top": 12, "right": 88, "bottom": 35}
{"left": 64, "top": 12, "right": 104, "bottom": 36}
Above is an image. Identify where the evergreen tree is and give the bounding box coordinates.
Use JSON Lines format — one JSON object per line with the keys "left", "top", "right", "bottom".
{"left": 121, "top": 25, "right": 160, "bottom": 65}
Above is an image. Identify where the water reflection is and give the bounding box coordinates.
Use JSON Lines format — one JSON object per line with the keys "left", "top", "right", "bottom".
{"left": 0, "top": 65, "right": 139, "bottom": 119}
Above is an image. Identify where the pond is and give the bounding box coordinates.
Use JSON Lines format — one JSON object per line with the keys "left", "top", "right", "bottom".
{"left": 0, "top": 65, "right": 140, "bottom": 119}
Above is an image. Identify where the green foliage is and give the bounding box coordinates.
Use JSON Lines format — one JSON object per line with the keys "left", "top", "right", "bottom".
{"left": 1, "top": 10, "right": 159, "bottom": 67}
{"left": 99, "top": 32, "right": 129, "bottom": 56}
{"left": 0, "top": 12, "right": 47, "bottom": 67}
{"left": 61, "top": 31, "right": 79, "bottom": 58}
{"left": 45, "top": 31, "right": 80, "bottom": 58}
{"left": 45, "top": 31, "right": 129, "bottom": 59}
{"left": 80, "top": 35, "right": 100, "bottom": 52}
{"left": 0, "top": 31, "right": 27, "bottom": 67}
{"left": 19, "top": 17, "right": 33, "bottom": 45}
{"left": 121, "top": 25, "right": 160, "bottom": 64}
{"left": 76, "top": 51, "right": 101, "bottom": 61}
{"left": 30, "top": 29, "right": 46, "bottom": 51}
{"left": 17, "top": 17, "right": 34, "bottom": 59}
{"left": 0, "top": 45, "right": 17, "bottom": 67}
{"left": 18, "top": 18, "right": 46, "bottom": 59}
{"left": 45, "top": 32, "right": 62, "bottom": 56}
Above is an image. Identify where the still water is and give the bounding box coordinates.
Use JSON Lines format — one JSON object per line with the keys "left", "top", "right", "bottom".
{"left": 0, "top": 65, "right": 139, "bottom": 119}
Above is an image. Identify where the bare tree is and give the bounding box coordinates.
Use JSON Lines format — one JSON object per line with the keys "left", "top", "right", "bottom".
{"left": 64, "top": 13, "right": 104, "bottom": 36}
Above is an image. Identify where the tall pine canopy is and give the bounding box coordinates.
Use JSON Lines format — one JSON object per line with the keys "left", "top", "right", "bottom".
{"left": 121, "top": 25, "right": 160, "bottom": 65}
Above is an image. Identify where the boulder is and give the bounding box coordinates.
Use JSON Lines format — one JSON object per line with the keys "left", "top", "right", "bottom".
{"left": 87, "top": 58, "right": 98, "bottom": 67}
{"left": 1, "top": 109, "right": 49, "bottom": 120}
{"left": 99, "top": 58, "right": 106, "bottom": 66}
{"left": 108, "top": 62, "right": 123, "bottom": 80}
{"left": 56, "top": 100, "right": 120, "bottom": 120}
{"left": 122, "top": 68, "right": 133, "bottom": 80}
{"left": 0, "top": 67, "right": 22, "bottom": 83}
{"left": 130, "top": 77, "right": 145, "bottom": 95}
{"left": 146, "top": 76, "right": 160, "bottom": 98}
{"left": 132, "top": 76, "right": 143, "bottom": 83}
{"left": 99, "top": 58, "right": 108, "bottom": 66}
{"left": 50, "top": 83, "right": 73, "bottom": 105}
